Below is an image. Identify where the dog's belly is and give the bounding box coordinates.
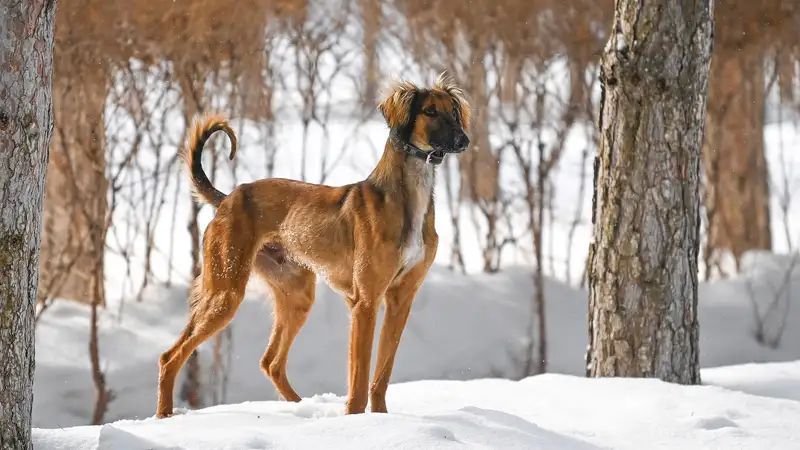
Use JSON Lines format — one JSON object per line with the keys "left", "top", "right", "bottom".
{"left": 315, "top": 266, "right": 354, "bottom": 298}
{"left": 285, "top": 251, "right": 356, "bottom": 298}
{"left": 255, "top": 243, "right": 353, "bottom": 295}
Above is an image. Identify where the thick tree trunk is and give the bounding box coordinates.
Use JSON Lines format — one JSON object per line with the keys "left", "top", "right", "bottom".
{"left": 0, "top": 1, "right": 57, "bottom": 448}
{"left": 703, "top": 53, "right": 771, "bottom": 275}
{"left": 586, "top": 0, "right": 713, "bottom": 384}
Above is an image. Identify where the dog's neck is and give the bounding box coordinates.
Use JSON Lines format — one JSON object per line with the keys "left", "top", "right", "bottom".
{"left": 368, "top": 137, "right": 436, "bottom": 249}
{"left": 369, "top": 137, "right": 436, "bottom": 199}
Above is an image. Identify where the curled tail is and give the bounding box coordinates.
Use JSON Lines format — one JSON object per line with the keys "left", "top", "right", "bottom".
{"left": 182, "top": 114, "right": 239, "bottom": 208}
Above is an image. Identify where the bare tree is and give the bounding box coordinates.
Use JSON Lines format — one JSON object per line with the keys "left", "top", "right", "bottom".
{"left": 0, "top": 1, "right": 57, "bottom": 447}
{"left": 586, "top": 0, "right": 713, "bottom": 384}
{"left": 744, "top": 252, "right": 798, "bottom": 349}
{"left": 505, "top": 64, "right": 579, "bottom": 375}
{"left": 282, "top": 0, "right": 358, "bottom": 183}
{"left": 443, "top": 156, "right": 466, "bottom": 273}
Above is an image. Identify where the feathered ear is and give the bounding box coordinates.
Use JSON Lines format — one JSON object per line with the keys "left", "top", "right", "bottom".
{"left": 377, "top": 80, "right": 419, "bottom": 129}
{"left": 434, "top": 71, "right": 472, "bottom": 131}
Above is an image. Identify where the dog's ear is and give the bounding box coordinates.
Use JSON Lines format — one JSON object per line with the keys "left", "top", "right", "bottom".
{"left": 434, "top": 71, "right": 471, "bottom": 131}
{"left": 377, "top": 80, "right": 419, "bottom": 129}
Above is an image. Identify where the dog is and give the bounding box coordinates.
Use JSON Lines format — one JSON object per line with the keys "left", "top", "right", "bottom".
{"left": 156, "top": 72, "right": 471, "bottom": 418}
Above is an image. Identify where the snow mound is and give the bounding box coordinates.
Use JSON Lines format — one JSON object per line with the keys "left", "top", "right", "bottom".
{"left": 33, "top": 363, "right": 800, "bottom": 450}
{"left": 702, "top": 360, "right": 800, "bottom": 402}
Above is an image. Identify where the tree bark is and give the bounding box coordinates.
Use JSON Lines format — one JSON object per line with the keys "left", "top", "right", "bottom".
{"left": 586, "top": 0, "right": 713, "bottom": 384}
{"left": 703, "top": 53, "right": 771, "bottom": 275}
{"left": 0, "top": 0, "right": 57, "bottom": 448}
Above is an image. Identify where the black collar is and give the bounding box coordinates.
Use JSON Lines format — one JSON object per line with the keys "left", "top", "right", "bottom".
{"left": 398, "top": 142, "right": 445, "bottom": 165}
{"left": 389, "top": 129, "right": 446, "bottom": 165}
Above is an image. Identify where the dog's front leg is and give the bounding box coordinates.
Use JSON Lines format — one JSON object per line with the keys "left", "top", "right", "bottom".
{"left": 344, "top": 294, "right": 381, "bottom": 415}
{"left": 368, "top": 290, "right": 413, "bottom": 414}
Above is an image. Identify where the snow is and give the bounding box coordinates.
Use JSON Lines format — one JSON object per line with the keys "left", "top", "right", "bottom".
{"left": 33, "top": 364, "right": 800, "bottom": 449}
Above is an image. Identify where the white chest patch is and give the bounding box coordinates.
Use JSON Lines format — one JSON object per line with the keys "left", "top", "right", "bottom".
{"left": 400, "top": 159, "right": 434, "bottom": 271}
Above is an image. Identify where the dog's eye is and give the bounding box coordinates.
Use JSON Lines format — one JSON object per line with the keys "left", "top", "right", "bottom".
{"left": 423, "top": 106, "right": 437, "bottom": 117}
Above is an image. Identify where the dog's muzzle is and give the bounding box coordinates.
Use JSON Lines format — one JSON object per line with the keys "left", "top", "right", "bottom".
{"left": 432, "top": 131, "right": 470, "bottom": 156}
{"left": 454, "top": 132, "right": 470, "bottom": 152}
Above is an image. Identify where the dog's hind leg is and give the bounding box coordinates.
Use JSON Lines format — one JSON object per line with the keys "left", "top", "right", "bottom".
{"left": 255, "top": 255, "right": 316, "bottom": 402}
{"left": 156, "top": 216, "right": 257, "bottom": 419}
{"left": 156, "top": 297, "right": 239, "bottom": 418}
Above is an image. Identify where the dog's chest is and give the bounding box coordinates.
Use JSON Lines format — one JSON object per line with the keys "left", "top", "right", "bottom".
{"left": 402, "top": 234, "right": 425, "bottom": 269}
{"left": 401, "top": 163, "right": 434, "bottom": 269}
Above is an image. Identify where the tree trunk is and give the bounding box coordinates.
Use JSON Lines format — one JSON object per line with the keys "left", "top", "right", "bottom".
{"left": 460, "top": 43, "right": 504, "bottom": 273}
{"left": 586, "top": 0, "right": 713, "bottom": 384}
{"left": 359, "top": 0, "right": 381, "bottom": 115}
{"left": 703, "top": 53, "right": 771, "bottom": 275}
{"left": 533, "top": 148, "right": 547, "bottom": 375}
{"left": 38, "top": 73, "right": 109, "bottom": 308}
{"left": 459, "top": 38, "right": 497, "bottom": 204}
{"left": 178, "top": 70, "right": 205, "bottom": 409}
{"left": 0, "top": 1, "right": 57, "bottom": 448}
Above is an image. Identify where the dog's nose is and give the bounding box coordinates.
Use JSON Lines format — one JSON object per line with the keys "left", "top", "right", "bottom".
{"left": 455, "top": 133, "right": 470, "bottom": 150}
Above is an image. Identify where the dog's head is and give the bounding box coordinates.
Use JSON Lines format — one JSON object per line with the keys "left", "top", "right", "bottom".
{"left": 378, "top": 72, "right": 471, "bottom": 158}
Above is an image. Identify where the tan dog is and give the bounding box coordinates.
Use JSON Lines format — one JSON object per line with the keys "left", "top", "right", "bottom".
{"left": 156, "top": 72, "right": 471, "bottom": 418}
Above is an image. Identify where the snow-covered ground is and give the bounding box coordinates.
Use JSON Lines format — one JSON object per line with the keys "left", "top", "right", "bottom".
{"left": 33, "top": 361, "right": 800, "bottom": 449}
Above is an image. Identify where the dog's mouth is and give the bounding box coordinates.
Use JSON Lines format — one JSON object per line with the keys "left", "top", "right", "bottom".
{"left": 425, "top": 147, "right": 465, "bottom": 165}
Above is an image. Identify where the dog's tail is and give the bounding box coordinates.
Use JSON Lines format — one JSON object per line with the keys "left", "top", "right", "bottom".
{"left": 181, "top": 114, "right": 239, "bottom": 208}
